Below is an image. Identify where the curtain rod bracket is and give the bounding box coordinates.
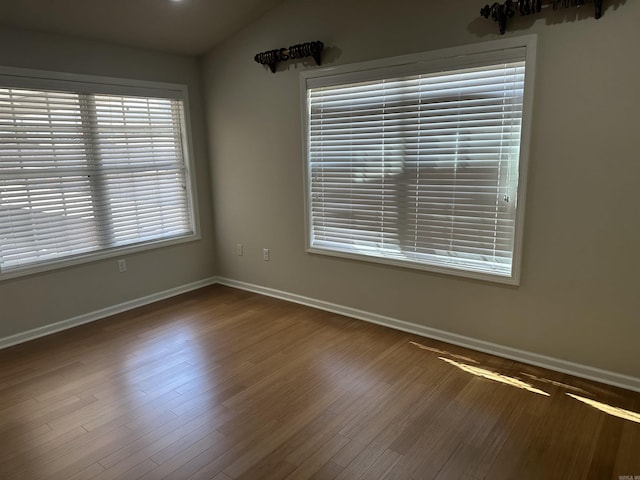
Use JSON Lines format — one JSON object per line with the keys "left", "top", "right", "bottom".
{"left": 254, "top": 41, "right": 324, "bottom": 74}
{"left": 480, "top": 0, "right": 605, "bottom": 34}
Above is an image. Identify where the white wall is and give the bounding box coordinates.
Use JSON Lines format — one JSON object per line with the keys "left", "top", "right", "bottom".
{"left": 0, "top": 27, "right": 216, "bottom": 339}
{"left": 202, "top": 0, "right": 640, "bottom": 379}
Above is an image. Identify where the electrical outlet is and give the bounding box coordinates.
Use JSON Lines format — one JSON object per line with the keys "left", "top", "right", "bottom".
{"left": 263, "top": 248, "right": 270, "bottom": 261}
{"left": 236, "top": 243, "right": 243, "bottom": 256}
{"left": 117, "top": 259, "right": 127, "bottom": 273}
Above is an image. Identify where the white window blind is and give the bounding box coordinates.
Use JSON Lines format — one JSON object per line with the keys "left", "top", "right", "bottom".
{"left": 303, "top": 40, "right": 534, "bottom": 283}
{"left": 0, "top": 78, "right": 195, "bottom": 276}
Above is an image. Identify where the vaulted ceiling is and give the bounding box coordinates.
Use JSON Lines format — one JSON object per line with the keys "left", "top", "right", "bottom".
{"left": 0, "top": 0, "right": 285, "bottom": 55}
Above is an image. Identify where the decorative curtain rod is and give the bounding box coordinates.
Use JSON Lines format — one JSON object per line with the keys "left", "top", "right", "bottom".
{"left": 480, "top": 0, "right": 604, "bottom": 34}
{"left": 254, "top": 41, "right": 324, "bottom": 74}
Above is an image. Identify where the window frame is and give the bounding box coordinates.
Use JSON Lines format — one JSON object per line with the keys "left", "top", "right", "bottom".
{"left": 0, "top": 66, "right": 200, "bottom": 281}
{"left": 300, "top": 36, "right": 536, "bottom": 285}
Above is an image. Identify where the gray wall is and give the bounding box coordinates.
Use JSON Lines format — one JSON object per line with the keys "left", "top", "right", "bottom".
{"left": 202, "top": 0, "right": 640, "bottom": 378}
{"left": 0, "top": 27, "right": 216, "bottom": 338}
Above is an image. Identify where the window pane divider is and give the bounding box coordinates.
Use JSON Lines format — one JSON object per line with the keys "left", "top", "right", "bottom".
{"left": 0, "top": 67, "right": 198, "bottom": 279}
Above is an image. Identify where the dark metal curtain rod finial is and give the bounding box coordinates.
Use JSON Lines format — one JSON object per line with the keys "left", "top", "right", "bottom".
{"left": 480, "top": 0, "right": 605, "bottom": 34}
{"left": 254, "top": 41, "right": 324, "bottom": 74}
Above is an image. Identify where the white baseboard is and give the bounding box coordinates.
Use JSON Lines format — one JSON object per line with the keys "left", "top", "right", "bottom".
{"left": 3, "top": 275, "right": 638, "bottom": 393}
{"left": 0, "top": 277, "right": 218, "bottom": 350}
{"left": 216, "top": 277, "right": 640, "bottom": 393}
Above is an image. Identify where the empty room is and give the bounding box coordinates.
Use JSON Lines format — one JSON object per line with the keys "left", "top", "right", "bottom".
{"left": 0, "top": 0, "right": 639, "bottom": 479}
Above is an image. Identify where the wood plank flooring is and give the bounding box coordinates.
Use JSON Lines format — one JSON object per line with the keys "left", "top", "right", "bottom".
{"left": 1, "top": 284, "right": 639, "bottom": 479}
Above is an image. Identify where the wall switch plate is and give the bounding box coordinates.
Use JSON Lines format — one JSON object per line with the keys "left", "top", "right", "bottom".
{"left": 263, "top": 248, "right": 270, "bottom": 261}
{"left": 117, "top": 259, "right": 127, "bottom": 272}
{"left": 236, "top": 243, "right": 243, "bottom": 256}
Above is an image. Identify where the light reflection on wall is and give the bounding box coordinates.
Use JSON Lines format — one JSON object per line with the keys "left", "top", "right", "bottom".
{"left": 567, "top": 394, "right": 640, "bottom": 424}
{"left": 439, "top": 357, "right": 550, "bottom": 396}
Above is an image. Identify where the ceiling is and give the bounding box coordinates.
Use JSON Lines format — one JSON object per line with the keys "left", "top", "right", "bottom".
{"left": 0, "top": 0, "right": 285, "bottom": 56}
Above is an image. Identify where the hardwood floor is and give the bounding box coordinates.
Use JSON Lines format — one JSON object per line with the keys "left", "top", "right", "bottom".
{"left": 1, "top": 285, "right": 639, "bottom": 480}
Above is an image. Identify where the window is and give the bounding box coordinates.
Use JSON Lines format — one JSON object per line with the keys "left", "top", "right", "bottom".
{"left": 301, "top": 37, "right": 536, "bottom": 284}
{"left": 0, "top": 68, "right": 197, "bottom": 279}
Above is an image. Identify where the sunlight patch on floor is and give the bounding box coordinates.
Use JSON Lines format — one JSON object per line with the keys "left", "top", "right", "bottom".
{"left": 439, "top": 357, "right": 550, "bottom": 396}
{"left": 520, "top": 372, "right": 589, "bottom": 394}
{"left": 409, "top": 340, "right": 479, "bottom": 364}
{"left": 567, "top": 394, "right": 640, "bottom": 424}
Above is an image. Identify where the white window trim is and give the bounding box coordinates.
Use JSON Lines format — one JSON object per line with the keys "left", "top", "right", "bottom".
{"left": 0, "top": 66, "right": 200, "bottom": 281}
{"left": 300, "top": 35, "right": 537, "bottom": 285}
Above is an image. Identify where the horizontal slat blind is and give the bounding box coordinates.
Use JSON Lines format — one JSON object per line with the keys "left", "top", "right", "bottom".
{"left": 0, "top": 86, "right": 193, "bottom": 273}
{"left": 91, "top": 95, "right": 191, "bottom": 247}
{"left": 307, "top": 60, "right": 525, "bottom": 277}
